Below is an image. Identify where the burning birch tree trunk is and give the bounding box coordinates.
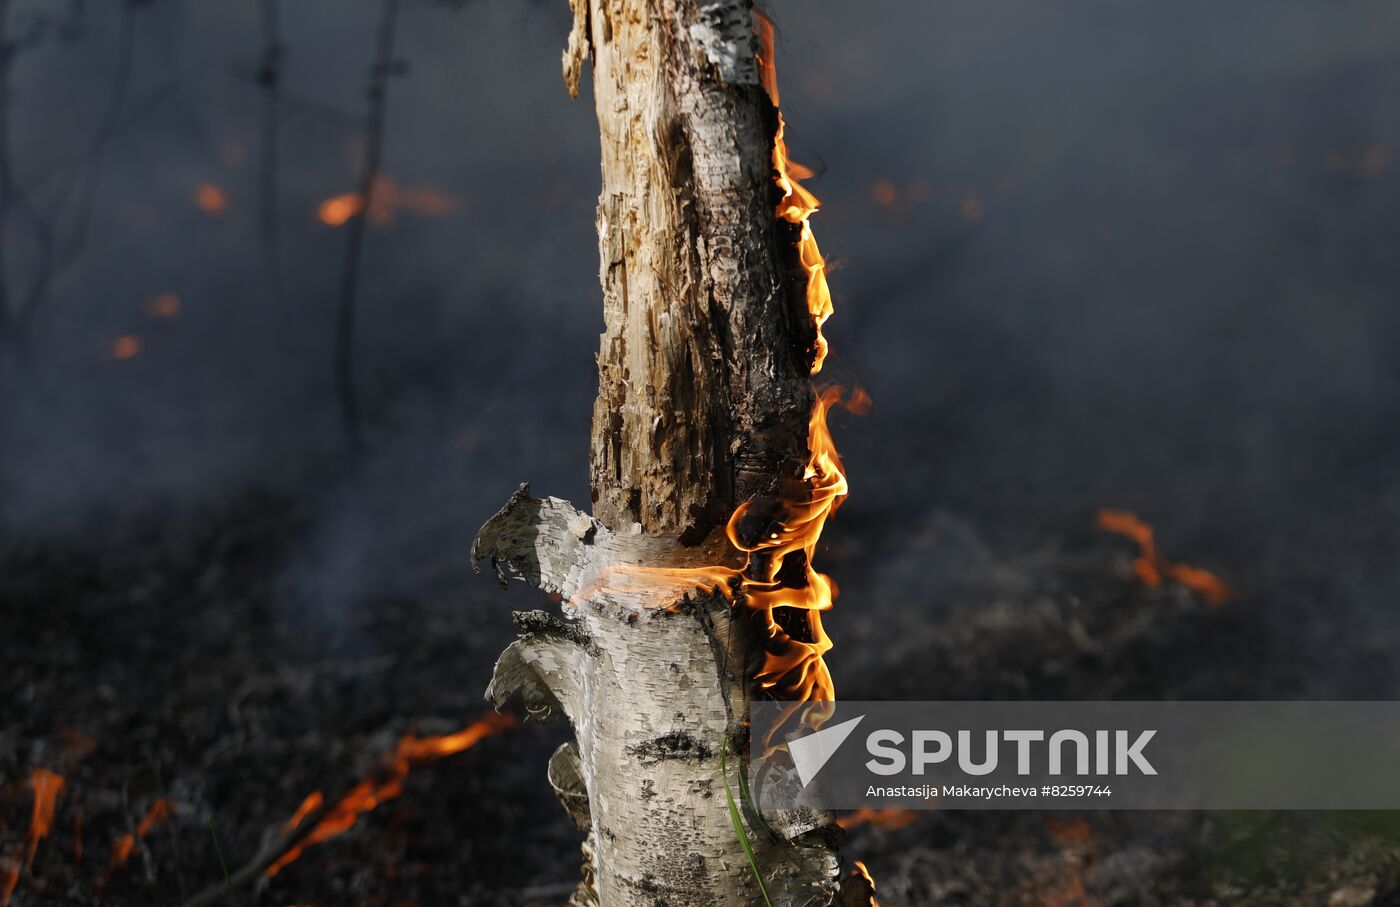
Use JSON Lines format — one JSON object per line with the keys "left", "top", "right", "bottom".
{"left": 475, "top": 1, "right": 867, "bottom": 903}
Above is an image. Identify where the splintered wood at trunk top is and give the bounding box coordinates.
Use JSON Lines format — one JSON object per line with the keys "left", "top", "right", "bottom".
{"left": 576, "top": 0, "right": 816, "bottom": 540}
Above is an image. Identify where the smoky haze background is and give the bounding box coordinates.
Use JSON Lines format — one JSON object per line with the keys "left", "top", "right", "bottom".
{"left": 2, "top": 0, "right": 1399, "bottom": 682}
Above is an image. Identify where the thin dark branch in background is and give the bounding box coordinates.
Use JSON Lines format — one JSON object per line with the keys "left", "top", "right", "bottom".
{"left": 0, "top": 0, "right": 12, "bottom": 344}
{"left": 229, "top": 66, "right": 365, "bottom": 127}
{"left": 0, "top": 0, "right": 149, "bottom": 360}
{"left": 334, "top": 0, "right": 402, "bottom": 454}
{"left": 20, "top": 0, "right": 137, "bottom": 342}
{"left": 0, "top": 0, "right": 49, "bottom": 354}
{"left": 273, "top": 86, "right": 365, "bottom": 126}
{"left": 24, "top": 75, "right": 184, "bottom": 192}
{"left": 256, "top": 0, "right": 281, "bottom": 286}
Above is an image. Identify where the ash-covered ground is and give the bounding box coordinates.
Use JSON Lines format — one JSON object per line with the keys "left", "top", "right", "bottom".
{"left": 4, "top": 0, "right": 1400, "bottom": 904}
{"left": 3, "top": 499, "right": 1399, "bottom": 906}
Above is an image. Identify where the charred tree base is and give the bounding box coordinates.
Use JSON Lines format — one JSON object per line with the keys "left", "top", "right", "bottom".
{"left": 473, "top": 485, "right": 844, "bottom": 906}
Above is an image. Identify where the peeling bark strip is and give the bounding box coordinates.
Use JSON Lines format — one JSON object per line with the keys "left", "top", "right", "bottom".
{"left": 475, "top": 490, "right": 839, "bottom": 905}
{"left": 578, "top": 0, "right": 816, "bottom": 540}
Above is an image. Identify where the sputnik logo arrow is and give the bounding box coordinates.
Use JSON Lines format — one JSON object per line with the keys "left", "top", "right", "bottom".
{"left": 788, "top": 714, "right": 865, "bottom": 787}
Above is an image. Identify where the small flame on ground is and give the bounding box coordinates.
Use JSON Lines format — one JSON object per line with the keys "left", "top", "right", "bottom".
{"left": 24, "top": 770, "right": 65, "bottom": 872}
{"left": 317, "top": 175, "right": 457, "bottom": 228}
{"left": 1095, "top": 509, "right": 1233, "bottom": 606}
{"left": 195, "top": 183, "right": 229, "bottom": 217}
{"left": 836, "top": 808, "right": 918, "bottom": 831}
{"left": 1, "top": 770, "right": 66, "bottom": 907}
{"left": 265, "top": 713, "right": 516, "bottom": 878}
{"left": 106, "top": 799, "right": 172, "bottom": 876}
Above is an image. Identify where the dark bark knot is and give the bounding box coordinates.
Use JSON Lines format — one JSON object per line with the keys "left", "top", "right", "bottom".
{"left": 627, "top": 731, "right": 714, "bottom": 765}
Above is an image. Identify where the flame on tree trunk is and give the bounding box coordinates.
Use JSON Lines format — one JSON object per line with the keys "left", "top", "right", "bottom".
{"left": 477, "top": 1, "right": 872, "bottom": 903}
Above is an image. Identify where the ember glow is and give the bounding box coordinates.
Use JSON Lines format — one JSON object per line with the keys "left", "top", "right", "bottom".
{"left": 265, "top": 712, "right": 516, "bottom": 877}
{"left": 145, "top": 293, "right": 181, "bottom": 318}
{"left": 195, "top": 182, "right": 229, "bottom": 217}
{"left": 836, "top": 807, "right": 919, "bottom": 831}
{"left": 1095, "top": 509, "right": 1233, "bottom": 606}
{"left": 110, "top": 335, "right": 142, "bottom": 360}
{"left": 106, "top": 798, "right": 172, "bottom": 875}
{"left": 316, "top": 175, "right": 457, "bottom": 228}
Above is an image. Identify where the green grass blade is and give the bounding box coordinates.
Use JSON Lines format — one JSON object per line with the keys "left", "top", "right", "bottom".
{"left": 206, "top": 815, "right": 234, "bottom": 906}
{"left": 722, "top": 738, "right": 773, "bottom": 907}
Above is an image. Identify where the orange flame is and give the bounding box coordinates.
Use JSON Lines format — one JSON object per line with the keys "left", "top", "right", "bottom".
{"left": 851, "top": 859, "right": 881, "bottom": 906}
{"left": 281, "top": 791, "right": 324, "bottom": 833}
{"left": 754, "top": 12, "right": 780, "bottom": 108}
{"left": 106, "top": 798, "right": 172, "bottom": 876}
{"left": 725, "top": 385, "right": 861, "bottom": 719}
{"left": 317, "top": 192, "right": 363, "bottom": 227}
{"left": 758, "top": 11, "right": 832, "bottom": 375}
{"left": 733, "top": 11, "right": 855, "bottom": 733}
{"left": 601, "top": 10, "right": 858, "bottom": 742}
{"left": 584, "top": 10, "right": 856, "bottom": 744}
{"left": 1095, "top": 509, "right": 1233, "bottom": 606}
{"left": 24, "top": 770, "right": 65, "bottom": 872}
{"left": 1, "top": 770, "right": 65, "bottom": 907}
{"left": 265, "top": 713, "right": 516, "bottom": 877}
{"left": 317, "top": 175, "right": 457, "bottom": 228}
{"left": 772, "top": 119, "right": 832, "bottom": 374}
{"left": 836, "top": 808, "right": 918, "bottom": 831}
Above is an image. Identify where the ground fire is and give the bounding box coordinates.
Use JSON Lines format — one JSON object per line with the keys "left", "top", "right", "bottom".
{"left": 2, "top": 770, "right": 66, "bottom": 907}
{"left": 265, "top": 712, "right": 516, "bottom": 877}
{"left": 1095, "top": 509, "right": 1233, "bottom": 606}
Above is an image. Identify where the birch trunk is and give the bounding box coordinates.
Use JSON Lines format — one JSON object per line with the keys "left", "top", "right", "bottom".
{"left": 478, "top": 1, "right": 863, "bottom": 903}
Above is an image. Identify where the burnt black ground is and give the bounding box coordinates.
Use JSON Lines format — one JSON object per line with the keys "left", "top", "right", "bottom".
{"left": 2, "top": 494, "right": 1398, "bottom": 907}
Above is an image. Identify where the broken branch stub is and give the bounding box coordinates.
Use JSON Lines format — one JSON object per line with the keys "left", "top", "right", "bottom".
{"left": 475, "top": 486, "right": 839, "bottom": 905}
